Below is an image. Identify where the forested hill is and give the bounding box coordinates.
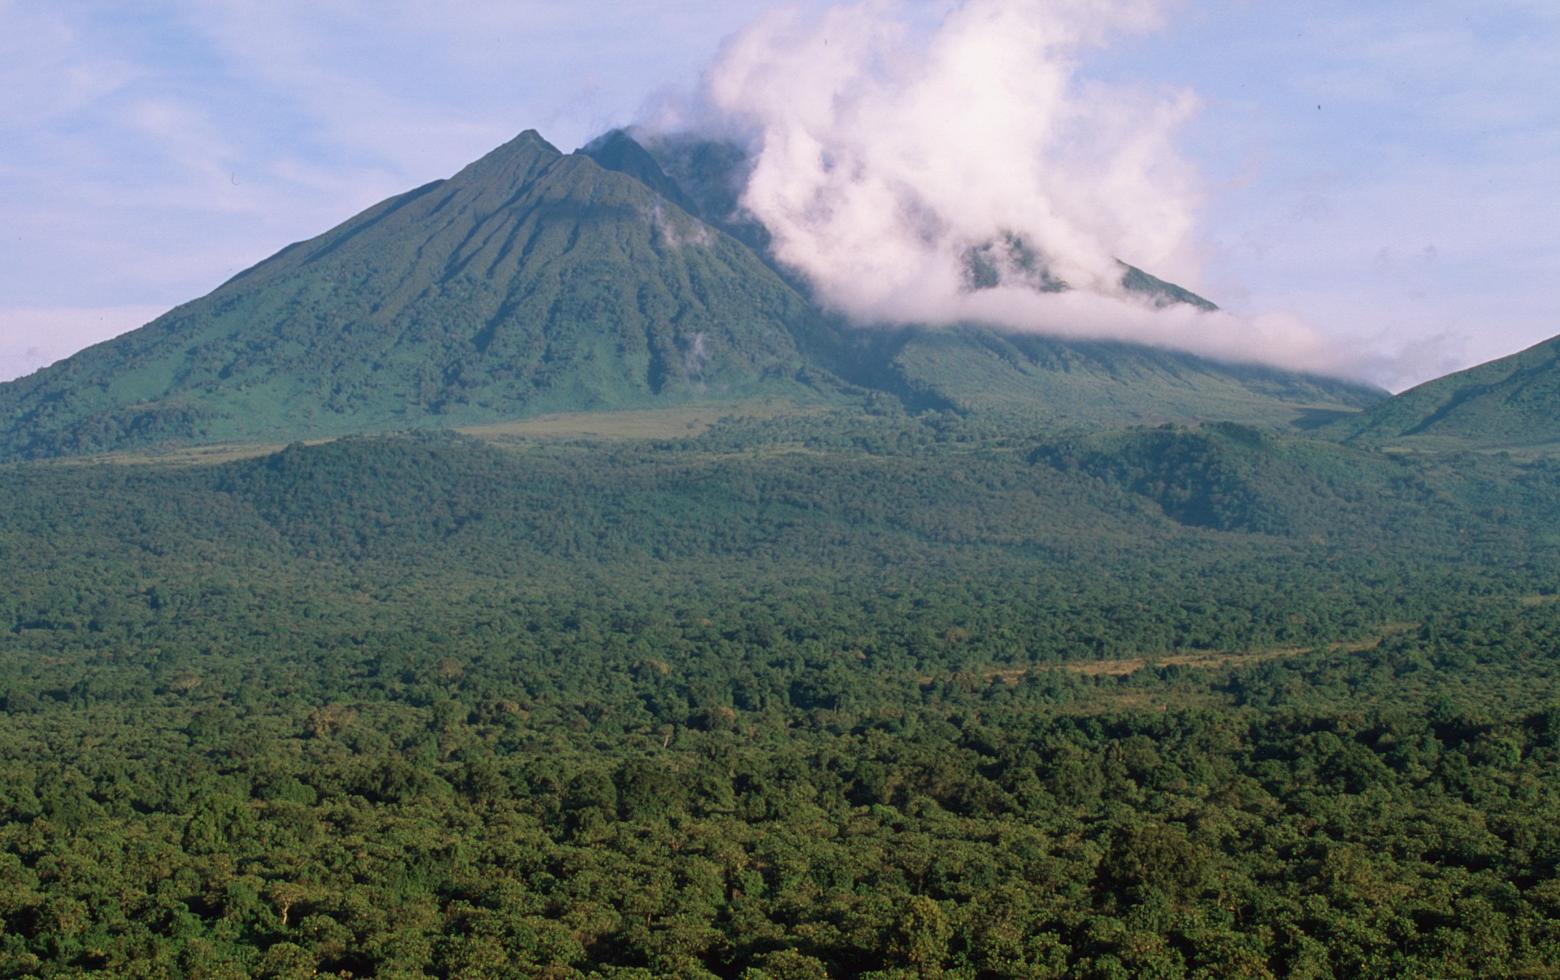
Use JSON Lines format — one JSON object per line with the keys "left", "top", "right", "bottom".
{"left": 0, "top": 131, "right": 841, "bottom": 460}
{"left": 1335, "top": 333, "right": 1560, "bottom": 451}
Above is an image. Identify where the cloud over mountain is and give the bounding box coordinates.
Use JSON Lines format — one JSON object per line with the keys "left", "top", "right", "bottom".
{"left": 685, "top": 0, "right": 1343, "bottom": 373}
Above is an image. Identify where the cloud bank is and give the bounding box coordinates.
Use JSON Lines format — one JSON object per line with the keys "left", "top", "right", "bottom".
{"left": 692, "top": 0, "right": 1346, "bottom": 374}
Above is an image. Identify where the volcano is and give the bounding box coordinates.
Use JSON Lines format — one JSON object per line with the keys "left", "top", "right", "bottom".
{"left": 0, "top": 129, "right": 1383, "bottom": 459}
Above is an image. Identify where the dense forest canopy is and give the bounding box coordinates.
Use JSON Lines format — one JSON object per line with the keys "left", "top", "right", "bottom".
{"left": 3, "top": 409, "right": 1560, "bottom": 976}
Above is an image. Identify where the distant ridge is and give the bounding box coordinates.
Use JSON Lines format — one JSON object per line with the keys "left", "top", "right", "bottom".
{"left": 1333, "top": 334, "right": 1560, "bottom": 450}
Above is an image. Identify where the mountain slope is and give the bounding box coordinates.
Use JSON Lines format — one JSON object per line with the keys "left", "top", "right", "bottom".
{"left": 835, "top": 326, "right": 1381, "bottom": 426}
{"left": 0, "top": 132, "right": 841, "bottom": 459}
{"left": 593, "top": 130, "right": 1383, "bottom": 427}
{"left": 1336, "top": 334, "right": 1560, "bottom": 450}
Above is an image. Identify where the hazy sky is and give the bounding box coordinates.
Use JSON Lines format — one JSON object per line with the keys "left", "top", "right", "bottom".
{"left": 1, "top": 1, "right": 1556, "bottom": 391}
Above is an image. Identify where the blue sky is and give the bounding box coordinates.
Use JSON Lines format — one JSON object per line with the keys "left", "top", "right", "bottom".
{"left": 1, "top": 0, "right": 1555, "bottom": 390}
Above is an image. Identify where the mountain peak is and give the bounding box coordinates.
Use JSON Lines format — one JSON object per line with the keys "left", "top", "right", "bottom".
{"left": 0, "top": 126, "right": 1389, "bottom": 460}
{"left": 580, "top": 128, "right": 699, "bottom": 215}
{"left": 0, "top": 127, "right": 834, "bottom": 459}
{"left": 449, "top": 128, "right": 563, "bottom": 188}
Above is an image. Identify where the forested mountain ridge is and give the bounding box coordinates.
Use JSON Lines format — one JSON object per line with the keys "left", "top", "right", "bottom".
{"left": 0, "top": 127, "right": 1390, "bottom": 461}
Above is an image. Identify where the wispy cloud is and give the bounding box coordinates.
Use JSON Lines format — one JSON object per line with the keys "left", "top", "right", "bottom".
{"left": 1121, "top": 0, "right": 1560, "bottom": 388}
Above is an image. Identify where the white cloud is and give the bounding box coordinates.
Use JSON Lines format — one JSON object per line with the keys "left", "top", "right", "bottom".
{"left": 692, "top": 0, "right": 1343, "bottom": 372}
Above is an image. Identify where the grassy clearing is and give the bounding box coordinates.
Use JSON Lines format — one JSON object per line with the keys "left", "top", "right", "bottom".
{"left": 50, "top": 440, "right": 311, "bottom": 467}
{"left": 32, "top": 399, "right": 829, "bottom": 467}
{"left": 921, "top": 621, "right": 1420, "bottom": 688}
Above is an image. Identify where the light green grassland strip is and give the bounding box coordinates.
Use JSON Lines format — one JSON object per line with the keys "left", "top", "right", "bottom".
{"left": 920, "top": 620, "right": 1424, "bottom": 688}
{"left": 31, "top": 399, "right": 828, "bottom": 466}
{"left": 44, "top": 439, "right": 317, "bottom": 467}
{"left": 457, "top": 398, "right": 823, "bottom": 442}
{"left": 929, "top": 597, "right": 1556, "bottom": 689}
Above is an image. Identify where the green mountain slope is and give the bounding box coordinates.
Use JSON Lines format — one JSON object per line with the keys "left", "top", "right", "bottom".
{"left": 595, "top": 130, "right": 1385, "bottom": 427}
{"left": 845, "top": 326, "right": 1382, "bottom": 427}
{"left": 1335, "top": 334, "right": 1560, "bottom": 451}
{"left": 0, "top": 131, "right": 841, "bottom": 459}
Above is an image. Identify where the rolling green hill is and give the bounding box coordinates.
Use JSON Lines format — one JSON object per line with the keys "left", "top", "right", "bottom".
{"left": 1335, "top": 334, "right": 1560, "bottom": 451}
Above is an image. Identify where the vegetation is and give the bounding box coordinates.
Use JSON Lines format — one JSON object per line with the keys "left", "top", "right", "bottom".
{"left": 6, "top": 123, "right": 1560, "bottom": 977}
{"left": 3, "top": 415, "right": 1560, "bottom": 976}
